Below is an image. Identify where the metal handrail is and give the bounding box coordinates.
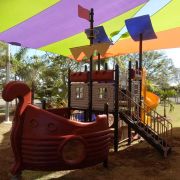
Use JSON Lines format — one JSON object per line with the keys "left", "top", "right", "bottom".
{"left": 119, "top": 89, "right": 172, "bottom": 147}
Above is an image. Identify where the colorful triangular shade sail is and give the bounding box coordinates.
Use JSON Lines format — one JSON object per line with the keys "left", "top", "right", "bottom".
{"left": 70, "top": 42, "right": 111, "bottom": 60}
{"left": 0, "top": 0, "right": 179, "bottom": 59}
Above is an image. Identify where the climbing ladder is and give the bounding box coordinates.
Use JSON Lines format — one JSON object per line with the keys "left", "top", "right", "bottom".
{"left": 119, "top": 89, "right": 172, "bottom": 157}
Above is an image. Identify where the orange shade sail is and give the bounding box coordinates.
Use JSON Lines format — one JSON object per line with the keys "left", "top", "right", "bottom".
{"left": 106, "top": 27, "right": 180, "bottom": 56}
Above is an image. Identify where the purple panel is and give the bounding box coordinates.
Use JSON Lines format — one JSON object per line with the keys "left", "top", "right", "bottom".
{"left": 0, "top": 0, "right": 147, "bottom": 48}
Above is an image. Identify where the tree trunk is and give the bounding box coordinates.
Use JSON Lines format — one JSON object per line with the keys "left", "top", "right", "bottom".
{"left": 163, "top": 100, "right": 166, "bottom": 117}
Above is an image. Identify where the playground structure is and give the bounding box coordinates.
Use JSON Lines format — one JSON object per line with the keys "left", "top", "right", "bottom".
{"left": 1, "top": 7, "right": 173, "bottom": 179}
{"left": 68, "top": 60, "right": 172, "bottom": 155}
{"left": 68, "top": 12, "right": 172, "bottom": 155}
{"left": 2, "top": 58, "right": 173, "bottom": 177}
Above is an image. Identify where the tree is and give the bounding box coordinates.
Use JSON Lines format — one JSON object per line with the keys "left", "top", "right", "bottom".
{"left": 112, "top": 51, "right": 176, "bottom": 89}
{"left": 37, "top": 53, "right": 81, "bottom": 107}
{"left": 158, "top": 88, "right": 176, "bottom": 117}
{"left": 142, "top": 51, "right": 175, "bottom": 88}
{"left": 12, "top": 47, "right": 28, "bottom": 80}
{"left": 0, "top": 42, "right": 8, "bottom": 88}
{"left": 0, "top": 42, "right": 8, "bottom": 67}
{"left": 12, "top": 48, "right": 47, "bottom": 103}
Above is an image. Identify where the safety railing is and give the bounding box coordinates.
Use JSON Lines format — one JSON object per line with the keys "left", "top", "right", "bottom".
{"left": 119, "top": 89, "right": 172, "bottom": 148}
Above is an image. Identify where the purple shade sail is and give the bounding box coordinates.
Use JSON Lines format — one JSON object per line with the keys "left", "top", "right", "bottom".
{"left": 0, "top": 0, "right": 147, "bottom": 49}
{"left": 125, "top": 15, "right": 157, "bottom": 41}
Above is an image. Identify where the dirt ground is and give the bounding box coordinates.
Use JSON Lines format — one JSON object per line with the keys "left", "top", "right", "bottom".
{"left": 0, "top": 114, "right": 180, "bottom": 180}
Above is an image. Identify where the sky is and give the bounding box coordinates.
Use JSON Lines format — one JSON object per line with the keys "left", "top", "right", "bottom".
{"left": 163, "top": 48, "right": 180, "bottom": 68}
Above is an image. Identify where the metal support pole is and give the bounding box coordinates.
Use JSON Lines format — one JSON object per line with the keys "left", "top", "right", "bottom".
{"left": 114, "top": 64, "right": 119, "bottom": 152}
{"left": 139, "top": 33, "right": 143, "bottom": 70}
{"left": 41, "top": 99, "right": 46, "bottom": 110}
{"left": 88, "top": 8, "right": 94, "bottom": 122}
{"left": 139, "top": 33, "right": 143, "bottom": 119}
{"left": 128, "top": 60, "right": 132, "bottom": 145}
{"left": 5, "top": 44, "right": 10, "bottom": 123}
{"left": 68, "top": 68, "right": 71, "bottom": 109}
{"left": 98, "top": 53, "right": 100, "bottom": 71}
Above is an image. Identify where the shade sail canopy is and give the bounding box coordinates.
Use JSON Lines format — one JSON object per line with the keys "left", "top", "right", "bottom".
{"left": 0, "top": 0, "right": 179, "bottom": 59}
{"left": 125, "top": 15, "right": 157, "bottom": 41}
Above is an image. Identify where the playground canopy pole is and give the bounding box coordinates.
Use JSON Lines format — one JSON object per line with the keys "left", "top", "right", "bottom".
{"left": 5, "top": 43, "right": 10, "bottom": 123}
{"left": 139, "top": 33, "right": 143, "bottom": 70}
{"left": 128, "top": 60, "right": 132, "bottom": 145}
{"left": 88, "top": 8, "right": 94, "bottom": 121}
{"left": 139, "top": 33, "right": 143, "bottom": 110}
{"left": 4, "top": 42, "right": 21, "bottom": 123}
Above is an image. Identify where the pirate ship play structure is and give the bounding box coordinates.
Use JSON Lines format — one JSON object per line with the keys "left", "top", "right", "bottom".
{"left": 2, "top": 7, "right": 172, "bottom": 178}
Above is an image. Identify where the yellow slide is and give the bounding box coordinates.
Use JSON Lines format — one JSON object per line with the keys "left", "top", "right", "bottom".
{"left": 141, "top": 68, "right": 160, "bottom": 110}
{"left": 141, "top": 69, "right": 160, "bottom": 123}
{"left": 145, "top": 91, "right": 160, "bottom": 110}
{"left": 142, "top": 91, "right": 160, "bottom": 124}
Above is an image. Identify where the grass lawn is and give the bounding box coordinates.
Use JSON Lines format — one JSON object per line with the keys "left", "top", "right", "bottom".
{"left": 157, "top": 104, "right": 180, "bottom": 127}
{"left": 0, "top": 105, "right": 180, "bottom": 180}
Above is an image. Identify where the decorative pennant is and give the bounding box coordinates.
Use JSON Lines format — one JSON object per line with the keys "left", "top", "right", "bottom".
{"left": 78, "top": 5, "right": 90, "bottom": 21}
{"left": 70, "top": 46, "right": 84, "bottom": 59}
{"left": 70, "top": 42, "right": 111, "bottom": 60}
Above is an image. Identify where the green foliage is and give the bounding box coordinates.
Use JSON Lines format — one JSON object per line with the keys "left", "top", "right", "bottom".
{"left": 143, "top": 51, "right": 175, "bottom": 88}
{"left": 0, "top": 42, "right": 8, "bottom": 87}
{"left": 36, "top": 54, "right": 81, "bottom": 106}
{"left": 11, "top": 52, "right": 81, "bottom": 107}
{"left": 0, "top": 42, "right": 8, "bottom": 68}
{"left": 113, "top": 51, "right": 176, "bottom": 89}
{"left": 9, "top": 48, "right": 178, "bottom": 109}
{"left": 157, "top": 88, "right": 176, "bottom": 117}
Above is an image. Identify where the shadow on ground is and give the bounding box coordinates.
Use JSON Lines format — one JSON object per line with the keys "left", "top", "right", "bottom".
{"left": 0, "top": 115, "right": 180, "bottom": 180}
{"left": 50, "top": 128, "right": 180, "bottom": 180}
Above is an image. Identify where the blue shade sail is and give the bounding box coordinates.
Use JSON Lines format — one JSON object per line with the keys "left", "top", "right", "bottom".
{"left": 125, "top": 15, "right": 157, "bottom": 41}
{"left": 85, "top": 26, "right": 112, "bottom": 44}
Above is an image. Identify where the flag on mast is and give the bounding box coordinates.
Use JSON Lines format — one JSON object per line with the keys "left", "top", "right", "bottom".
{"left": 78, "top": 5, "right": 90, "bottom": 21}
